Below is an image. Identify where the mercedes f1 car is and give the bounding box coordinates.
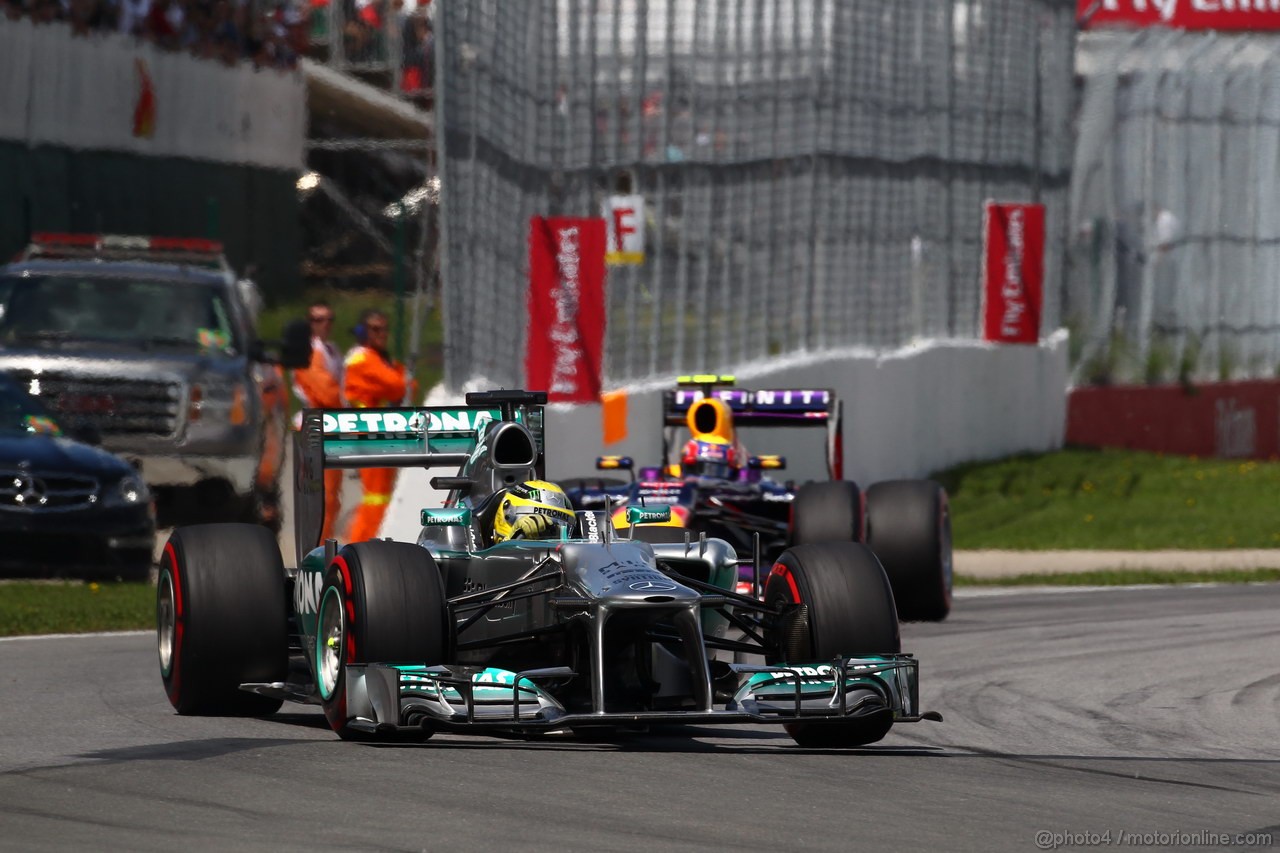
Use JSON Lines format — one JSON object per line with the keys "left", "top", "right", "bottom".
{"left": 157, "top": 390, "right": 940, "bottom": 747}
{"left": 563, "top": 376, "right": 953, "bottom": 622}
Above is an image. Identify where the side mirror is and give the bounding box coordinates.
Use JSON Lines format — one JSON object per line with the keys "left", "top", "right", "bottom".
{"left": 277, "top": 319, "right": 313, "bottom": 370}
{"left": 626, "top": 505, "right": 671, "bottom": 526}
{"left": 748, "top": 455, "right": 786, "bottom": 470}
{"left": 421, "top": 507, "right": 472, "bottom": 526}
{"left": 596, "top": 455, "right": 635, "bottom": 483}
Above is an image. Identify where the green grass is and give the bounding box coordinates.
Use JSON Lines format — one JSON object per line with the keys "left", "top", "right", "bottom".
{"left": 935, "top": 447, "right": 1280, "bottom": 550}
{"left": 257, "top": 287, "right": 444, "bottom": 411}
{"left": 957, "top": 568, "right": 1280, "bottom": 587}
{"left": 0, "top": 581, "right": 153, "bottom": 637}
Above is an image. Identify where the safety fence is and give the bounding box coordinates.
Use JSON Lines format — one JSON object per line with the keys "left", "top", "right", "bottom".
{"left": 1070, "top": 28, "right": 1280, "bottom": 385}
{"left": 434, "top": 0, "right": 1077, "bottom": 389}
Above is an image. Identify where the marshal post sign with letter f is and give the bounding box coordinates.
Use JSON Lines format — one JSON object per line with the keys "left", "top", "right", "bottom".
{"left": 981, "top": 201, "right": 1044, "bottom": 345}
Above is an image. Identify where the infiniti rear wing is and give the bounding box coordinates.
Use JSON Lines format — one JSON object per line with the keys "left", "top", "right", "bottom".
{"left": 660, "top": 386, "right": 844, "bottom": 480}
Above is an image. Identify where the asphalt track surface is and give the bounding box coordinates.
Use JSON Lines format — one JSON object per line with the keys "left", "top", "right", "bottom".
{"left": 1, "top": 584, "right": 1278, "bottom": 852}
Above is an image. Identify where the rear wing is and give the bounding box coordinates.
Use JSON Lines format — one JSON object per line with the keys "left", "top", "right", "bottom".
{"left": 293, "top": 398, "right": 545, "bottom": 562}
{"left": 662, "top": 387, "right": 837, "bottom": 427}
{"left": 660, "top": 386, "right": 844, "bottom": 480}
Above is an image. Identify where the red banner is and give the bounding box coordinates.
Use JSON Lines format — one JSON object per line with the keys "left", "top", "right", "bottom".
{"left": 981, "top": 201, "right": 1044, "bottom": 345}
{"left": 526, "top": 217, "right": 607, "bottom": 403}
{"left": 1078, "top": 0, "right": 1280, "bottom": 30}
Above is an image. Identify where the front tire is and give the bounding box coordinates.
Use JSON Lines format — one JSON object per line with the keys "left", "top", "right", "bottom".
{"left": 157, "top": 524, "right": 287, "bottom": 716}
{"left": 316, "top": 540, "right": 451, "bottom": 740}
{"left": 764, "top": 543, "right": 900, "bottom": 747}
{"left": 866, "top": 480, "right": 952, "bottom": 622}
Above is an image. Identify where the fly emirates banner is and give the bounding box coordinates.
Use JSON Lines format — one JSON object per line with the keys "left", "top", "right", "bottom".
{"left": 1079, "top": 0, "right": 1280, "bottom": 29}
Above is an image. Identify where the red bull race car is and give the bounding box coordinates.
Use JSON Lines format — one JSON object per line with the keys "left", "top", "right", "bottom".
{"left": 563, "top": 376, "right": 953, "bottom": 622}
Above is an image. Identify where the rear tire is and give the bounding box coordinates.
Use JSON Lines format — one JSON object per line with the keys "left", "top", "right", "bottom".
{"left": 791, "top": 480, "right": 863, "bottom": 545}
{"left": 157, "top": 524, "right": 287, "bottom": 716}
{"left": 764, "top": 543, "right": 899, "bottom": 748}
{"left": 316, "top": 540, "right": 451, "bottom": 740}
{"left": 866, "top": 480, "right": 952, "bottom": 622}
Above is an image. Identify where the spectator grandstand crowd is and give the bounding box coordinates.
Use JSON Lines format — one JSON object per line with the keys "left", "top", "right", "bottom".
{"left": 0, "top": 0, "right": 432, "bottom": 89}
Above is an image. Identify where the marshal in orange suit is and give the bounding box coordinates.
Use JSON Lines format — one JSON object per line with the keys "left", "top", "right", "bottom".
{"left": 342, "top": 308, "right": 409, "bottom": 542}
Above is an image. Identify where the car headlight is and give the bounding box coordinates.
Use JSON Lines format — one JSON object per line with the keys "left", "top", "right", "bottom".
{"left": 107, "top": 474, "right": 151, "bottom": 507}
{"left": 189, "top": 378, "right": 250, "bottom": 426}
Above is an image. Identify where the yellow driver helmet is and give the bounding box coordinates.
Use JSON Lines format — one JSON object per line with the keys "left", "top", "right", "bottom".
{"left": 492, "top": 480, "right": 576, "bottom": 542}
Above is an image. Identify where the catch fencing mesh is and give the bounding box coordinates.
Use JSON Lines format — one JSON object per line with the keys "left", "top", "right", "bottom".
{"left": 1071, "top": 29, "right": 1280, "bottom": 385}
{"left": 436, "top": 0, "right": 1076, "bottom": 388}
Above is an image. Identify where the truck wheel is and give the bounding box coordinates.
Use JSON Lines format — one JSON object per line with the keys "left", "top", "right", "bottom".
{"left": 866, "top": 480, "right": 952, "bottom": 622}
{"left": 764, "top": 542, "right": 900, "bottom": 748}
{"left": 157, "top": 524, "right": 287, "bottom": 716}
{"left": 317, "top": 540, "right": 451, "bottom": 740}
{"left": 791, "top": 480, "right": 863, "bottom": 545}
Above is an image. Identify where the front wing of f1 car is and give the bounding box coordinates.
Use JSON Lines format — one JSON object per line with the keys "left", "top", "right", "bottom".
{"left": 341, "top": 655, "right": 936, "bottom": 737}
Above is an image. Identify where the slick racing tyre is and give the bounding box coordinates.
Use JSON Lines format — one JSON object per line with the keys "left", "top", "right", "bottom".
{"left": 157, "top": 524, "right": 287, "bottom": 716}
{"left": 866, "top": 480, "right": 952, "bottom": 623}
{"left": 791, "top": 480, "right": 863, "bottom": 545}
{"left": 317, "top": 541, "right": 451, "bottom": 740}
{"left": 764, "top": 543, "right": 900, "bottom": 748}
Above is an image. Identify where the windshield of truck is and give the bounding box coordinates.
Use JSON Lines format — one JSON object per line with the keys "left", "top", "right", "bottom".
{"left": 0, "top": 275, "right": 239, "bottom": 353}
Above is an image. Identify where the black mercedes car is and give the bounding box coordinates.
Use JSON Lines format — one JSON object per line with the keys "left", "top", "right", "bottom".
{"left": 0, "top": 374, "right": 155, "bottom": 580}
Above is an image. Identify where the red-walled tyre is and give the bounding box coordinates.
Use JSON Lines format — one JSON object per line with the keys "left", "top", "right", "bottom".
{"left": 764, "top": 542, "right": 900, "bottom": 748}
{"left": 157, "top": 524, "right": 287, "bottom": 716}
{"left": 866, "top": 480, "right": 952, "bottom": 622}
{"left": 317, "top": 540, "right": 451, "bottom": 740}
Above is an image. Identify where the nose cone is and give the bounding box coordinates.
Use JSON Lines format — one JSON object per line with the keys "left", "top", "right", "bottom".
{"left": 561, "top": 541, "right": 700, "bottom": 603}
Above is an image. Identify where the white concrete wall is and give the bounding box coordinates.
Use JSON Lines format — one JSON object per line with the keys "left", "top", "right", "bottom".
{"left": 379, "top": 332, "right": 1070, "bottom": 541}
{"left": 543, "top": 331, "right": 1070, "bottom": 487}
{"left": 0, "top": 19, "right": 305, "bottom": 170}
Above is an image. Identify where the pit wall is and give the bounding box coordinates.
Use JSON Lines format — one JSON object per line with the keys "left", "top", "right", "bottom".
{"left": 379, "top": 332, "right": 1070, "bottom": 541}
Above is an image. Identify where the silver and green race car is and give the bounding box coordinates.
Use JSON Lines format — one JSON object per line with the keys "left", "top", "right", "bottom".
{"left": 156, "top": 390, "right": 941, "bottom": 747}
